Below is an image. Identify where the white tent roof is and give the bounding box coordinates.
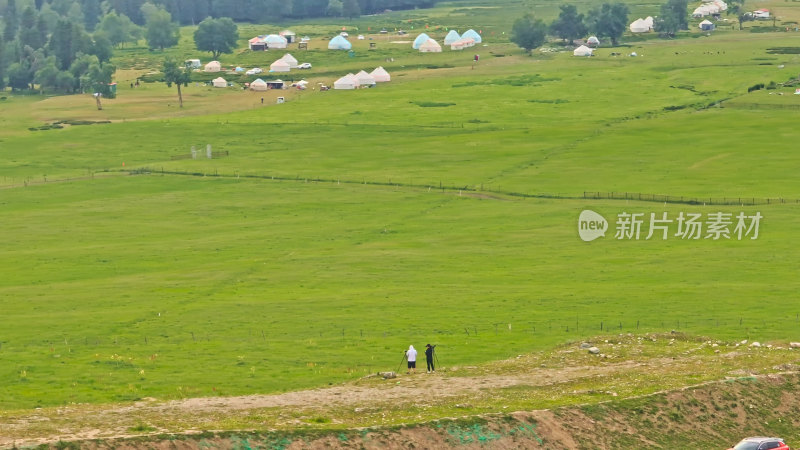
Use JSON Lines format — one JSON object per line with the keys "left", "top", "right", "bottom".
{"left": 419, "top": 39, "right": 442, "bottom": 52}
{"left": 328, "top": 35, "right": 352, "bottom": 50}
{"left": 250, "top": 78, "right": 268, "bottom": 91}
{"left": 461, "top": 29, "right": 482, "bottom": 43}
{"left": 444, "top": 30, "right": 461, "bottom": 45}
{"left": 356, "top": 70, "right": 376, "bottom": 85}
{"left": 270, "top": 60, "right": 291, "bottom": 72}
{"left": 265, "top": 34, "right": 287, "bottom": 48}
{"left": 204, "top": 61, "right": 221, "bottom": 72}
{"left": 212, "top": 77, "right": 226, "bottom": 87}
{"left": 412, "top": 33, "right": 431, "bottom": 49}
{"left": 629, "top": 18, "right": 650, "bottom": 33}
{"left": 370, "top": 66, "right": 391, "bottom": 82}
{"left": 700, "top": 19, "right": 714, "bottom": 25}
{"left": 280, "top": 53, "right": 299, "bottom": 68}
{"left": 334, "top": 73, "right": 359, "bottom": 89}
{"left": 644, "top": 16, "right": 654, "bottom": 27}
{"left": 573, "top": 45, "right": 593, "bottom": 56}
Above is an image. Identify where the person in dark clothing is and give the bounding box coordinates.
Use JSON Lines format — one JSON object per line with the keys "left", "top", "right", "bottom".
{"left": 425, "top": 344, "right": 436, "bottom": 373}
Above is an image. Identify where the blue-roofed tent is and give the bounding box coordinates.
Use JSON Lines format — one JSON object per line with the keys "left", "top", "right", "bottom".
{"left": 444, "top": 30, "right": 461, "bottom": 45}
{"left": 412, "top": 33, "right": 431, "bottom": 49}
{"left": 461, "top": 29, "right": 482, "bottom": 43}
{"left": 328, "top": 35, "right": 352, "bottom": 50}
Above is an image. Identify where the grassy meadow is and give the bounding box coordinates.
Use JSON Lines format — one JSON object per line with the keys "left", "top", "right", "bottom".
{"left": 1, "top": 0, "right": 800, "bottom": 411}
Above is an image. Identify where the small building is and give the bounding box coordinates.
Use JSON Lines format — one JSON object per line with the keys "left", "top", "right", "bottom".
{"left": 279, "top": 30, "right": 296, "bottom": 43}
{"left": 185, "top": 59, "right": 201, "bottom": 69}
{"left": 573, "top": 45, "right": 593, "bottom": 57}
{"left": 412, "top": 33, "right": 431, "bottom": 49}
{"left": 266, "top": 80, "right": 285, "bottom": 89}
{"left": 249, "top": 37, "right": 266, "bottom": 51}
{"left": 250, "top": 78, "right": 268, "bottom": 91}
{"left": 212, "top": 77, "right": 227, "bottom": 88}
{"left": 280, "top": 53, "right": 299, "bottom": 68}
{"left": 444, "top": 30, "right": 461, "bottom": 45}
{"left": 334, "top": 73, "right": 359, "bottom": 90}
{"left": 204, "top": 61, "right": 221, "bottom": 72}
{"left": 699, "top": 19, "right": 715, "bottom": 31}
{"left": 265, "top": 34, "right": 288, "bottom": 49}
{"left": 328, "top": 35, "right": 352, "bottom": 50}
{"left": 355, "top": 70, "right": 376, "bottom": 86}
{"left": 461, "top": 29, "right": 482, "bottom": 43}
{"left": 270, "top": 59, "right": 291, "bottom": 72}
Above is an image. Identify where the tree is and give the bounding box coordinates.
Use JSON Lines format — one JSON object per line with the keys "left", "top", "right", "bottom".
{"left": 81, "top": 59, "right": 115, "bottom": 109}
{"left": 7, "top": 62, "right": 33, "bottom": 91}
{"left": 193, "top": 17, "right": 238, "bottom": 60}
{"left": 326, "top": 0, "right": 343, "bottom": 16}
{"left": 34, "top": 57, "right": 61, "bottom": 93}
{"left": 162, "top": 57, "right": 191, "bottom": 107}
{"left": 654, "top": 0, "right": 688, "bottom": 37}
{"left": 97, "top": 12, "right": 142, "bottom": 48}
{"left": 81, "top": 0, "right": 103, "bottom": 31}
{"left": 510, "top": 13, "right": 548, "bottom": 53}
{"left": 586, "top": 2, "right": 629, "bottom": 46}
{"left": 726, "top": 0, "right": 749, "bottom": 30}
{"left": 3, "top": 0, "right": 19, "bottom": 42}
{"left": 19, "top": 7, "right": 46, "bottom": 50}
{"left": 343, "top": 0, "right": 360, "bottom": 19}
{"left": 0, "top": 35, "right": 6, "bottom": 90}
{"left": 143, "top": 5, "right": 179, "bottom": 50}
{"left": 91, "top": 32, "right": 114, "bottom": 62}
{"left": 550, "top": 4, "right": 588, "bottom": 44}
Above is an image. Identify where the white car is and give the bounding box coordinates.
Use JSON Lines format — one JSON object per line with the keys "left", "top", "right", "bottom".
{"left": 245, "top": 68, "right": 263, "bottom": 75}
{"left": 357, "top": 34, "right": 365, "bottom": 40}
{"left": 297, "top": 63, "right": 312, "bottom": 69}
{"left": 340, "top": 32, "right": 349, "bottom": 37}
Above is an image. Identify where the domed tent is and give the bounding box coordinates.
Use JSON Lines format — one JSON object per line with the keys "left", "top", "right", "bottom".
{"left": 644, "top": 16, "right": 654, "bottom": 29}
{"left": 265, "top": 34, "right": 288, "bottom": 49}
{"left": 355, "top": 70, "right": 376, "bottom": 86}
{"left": 250, "top": 78, "right": 268, "bottom": 91}
{"left": 450, "top": 38, "right": 474, "bottom": 50}
{"left": 280, "top": 53, "right": 299, "bottom": 68}
{"left": 444, "top": 30, "right": 461, "bottom": 45}
{"left": 370, "top": 66, "right": 391, "bottom": 82}
{"left": 328, "top": 35, "right": 352, "bottom": 50}
{"left": 212, "top": 77, "right": 227, "bottom": 88}
{"left": 279, "top": 29, "right": 296, "bottom": 43}
{"left": 461, "top": 29, "right": 482, "bottom": 43}
{"left": 334, "top": 73, "right": 359, "bottom": 89}
{"left": 419, "top": 39, "right": 442, "bottom": 53}
{"left": 699, "top": 19, "right": 715, "bottom": 30}
{"left": 573, "top": 45, "right": 593, "bottom": 56}
{"left": 587, "top": 36, "right": 600, "bottom": 46}
{"left": 412, "top": 33, "right": 431, "bottom": 49}
{"left": 629, "top": 18, "right": 651, "bottom": 33}
{"left": 270, "top": 59, "right": 291, "bottom": 72}
{"left": 204, "top": 60, "right": 221, "bottom": 72}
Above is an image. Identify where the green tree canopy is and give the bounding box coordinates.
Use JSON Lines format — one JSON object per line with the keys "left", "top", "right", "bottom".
{"left": 550, "top": 4, "right": 588, "bottom": 43}
{"left": 510, "top": 13, "right": 548, "bottom": 53}
{"left": 343, "top": 0, "right": 361, "bottom": 19}
{"left": 97, "top": 12, "right": 142, "bottom": 48}
{"left": 655, "top": 0, "right": 689, "bottom": 37}
{"left": 193, "top": 16, "right": 238, "bottom": 60}
{"left": 162, "top": 57, "right": 192, "bottom": 108}
{"left": 143, "top": 5, "right": 179, "bottom": 50}
{"left": 586, "top": 2, "right": 629, "bottom": 46}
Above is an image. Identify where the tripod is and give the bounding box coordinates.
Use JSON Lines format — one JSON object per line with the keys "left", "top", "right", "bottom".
{"left": 397, "top": 352, "right": 407, "bottom": 373}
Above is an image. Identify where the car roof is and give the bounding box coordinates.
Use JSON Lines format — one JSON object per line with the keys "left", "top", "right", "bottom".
{"left": 742, "top": 437, "right": 784, "bottom": 442}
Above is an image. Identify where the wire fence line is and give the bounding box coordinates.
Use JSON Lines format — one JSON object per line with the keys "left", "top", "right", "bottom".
{"left": 126, "top": 167, "right": 800, "bottom": 207}
{"left": 2, "top": 316, "right": 793, "bottom": 350}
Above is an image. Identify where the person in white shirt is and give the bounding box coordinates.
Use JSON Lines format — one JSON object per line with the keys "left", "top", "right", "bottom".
{"left": 405, "top": 345, "right": 417, "bottom": 374}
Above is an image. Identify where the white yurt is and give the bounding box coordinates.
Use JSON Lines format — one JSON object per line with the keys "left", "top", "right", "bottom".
{"left": 270, "top": 59, "right": 291, "bottom": 72}
{"left": 450, "top": 38, "right": 475, "bottom": 50}
{"left": 250, "top": 78, "right": 268, "bottom": 91}
{"left": 412, "top": 33, "right": 431, "bottom": 49}
{"left": 461, "top": 29, "right": 482, "bottom": 43}
{"left": 265, "top": 34, "right": 288, "bottom": 49}
{"left": 280, "top": 53, "right": 299, "bottom": 68}
{"left": 370, "top": 66, "right": 391, "bottom": 82}
{"left": 587, "top": 36, "right": 600, "bottom": 46}
{"left": 212, "top": 77, "right": 227, "bottom": 88}
{"left": 328, "top": 35, "right": 352, "bottom": 50}
{"left": 444, "top": 30, "right": 461, "bottom": 45}
{"left": 573, "top": 45, "right": 593, "bottom": 56}
{"left": 629, "top": 18, "right": 650, "bottom": 33}
{"left": 334, "top": 73, "right": 359, "bottom": 90}
{"left": 644, "top": 16, "right": 654, "bottom": 29}
{"left": 699, "top": 19, "right": 715, "bottom": 30}
{"left": 204, "top": 60, "right": 221, "bottom": 72}
{"left": 355, "top": 70, "right": 376, "bottom": 86}
{"left": 419, "top": 39, "right": 442, "bottom": 53}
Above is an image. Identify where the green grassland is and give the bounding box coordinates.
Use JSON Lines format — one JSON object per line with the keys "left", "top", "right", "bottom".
{"left": 1, "top": 0, "right": 800, "bottom": 412}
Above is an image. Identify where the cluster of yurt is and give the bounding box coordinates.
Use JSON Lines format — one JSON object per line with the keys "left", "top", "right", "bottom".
{"left": 333, "top": 67, "right": 391, "bottom": 90}
{"left": 692, "top": 0, "right": 727, "bottom": 17}
{"left": 629, "top": 17, "right": 654, "bottom": 33}
{"left": 328, "top": 35, "right": 352, "bottom": 50}
{"left": 448, "top": 29, "right": 481, "bottom": 50}
{"left": 249, "top": 34, "right": 289, "bottom": 50}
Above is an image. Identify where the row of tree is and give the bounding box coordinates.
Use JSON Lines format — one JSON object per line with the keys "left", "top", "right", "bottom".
{"left": 510, "top": 0, "right": 722, "bottom": 52}
{"left": 0, "top": 0, "right": 439, "bottom": 28}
